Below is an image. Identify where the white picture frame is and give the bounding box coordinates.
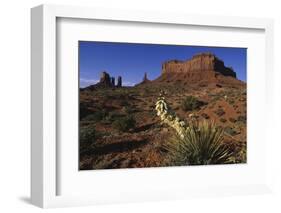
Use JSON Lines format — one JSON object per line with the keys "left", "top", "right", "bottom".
{"left": 31, "top": 4, "right": 274, "bottom": 208}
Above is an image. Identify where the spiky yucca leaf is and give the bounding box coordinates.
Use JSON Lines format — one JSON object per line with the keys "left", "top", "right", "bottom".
{"left": 164, "top": 120, "right": 234, "bottom": 165}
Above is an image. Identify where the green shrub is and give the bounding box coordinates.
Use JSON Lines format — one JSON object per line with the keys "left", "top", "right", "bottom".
{"left": 164, "top": 120, "right": 233, "bottom": 165}
{"left": 104, "top": 112, "right": 125, "bottom": 123}
{"left": 122, "top": 106, "right": 133, "bottom": 114}
{"left": 120, "top": 100, "right": 129, "bottom": 106}
{"left": 80, "top": 125, "right": 97, "bottom": 145}
{"left": 237, "top": 115, "right": 246, "bottom": 124}
{"left": 224, "top": 126, "right": 238, "bottom": 136}
{"left": 236, "top": 143, "right": 247, "bottom": 163}
{"left": 82, "top": 110, "right": 107, "bottom": 122}
{"left": 113, "top": 115, "right": 136, "bottom": 132}
{"left": 181, "top": 96, "right": 205, "bottom": 111}
{"left": 228, "top": 99, "right": 235, "bottom": 104}
{"left": 79, "top": 103, "right": 92, "bottom": 119}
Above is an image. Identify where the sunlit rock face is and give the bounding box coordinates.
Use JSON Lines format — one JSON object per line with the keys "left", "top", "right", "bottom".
{"left": 161, "top": 53, "right": 236, "bottom": 78}
{"left": 152, "top": 52, "right": 241, "bottom": 86}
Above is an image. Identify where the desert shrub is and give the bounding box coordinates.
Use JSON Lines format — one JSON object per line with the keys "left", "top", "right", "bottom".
{"left": 228, "top": 99, "right": 235, "bottom": 104}
{"left": 122, "top": 105, "right": 133, "bottom": 114}
{"left": 181, "top": 96, "right": 205, "bottom": 111}
{"left": 236, "top": 143, "right": 247, "bottom": 163}
{"left": 214, "top": 108, "right": 225, "bottom": 117}
{"left": 143, "top": 87, "right": 150, "bottom": 95}
{"left": 80, "top": 125, "right": 97, "bottom": 145}
{"left": 120, "top": 100, "right": 129, "bottom": 106}
{"left": 227, "top": 141, "right": 247, "bottom": 164}
{"left": 229, "top": 117, "right": 237, "bottom": 123}
{"left": 113, "top": 115, "right": 136, "bottom": 132}
{"left": 164, "top": 120, "right": 233, "bottom": 165}
{"left": 237, "top": 115, "right": 246, "bottom": 124}
{"left": 79, "top": 103, "right": 92, "bottom": 119}
{"left": 115, "top": 93, "right": 129, "bottom": 100}
{"left": 224, "top": 126, "right": 238, "bottom": 136}
{"left": 148, "top": 110, "right": 156, "bottom": 118}
{"left": 102, "top": 112, "right": 124, "bottom": 123}
{"left": 220, "top": 118, "right": 227, "bottom": 123}
{"left": 201, "top": 113, "right": 210, "bottom": 119}
{"left": 82, "top": 110, "right": 108, "bottom": 122}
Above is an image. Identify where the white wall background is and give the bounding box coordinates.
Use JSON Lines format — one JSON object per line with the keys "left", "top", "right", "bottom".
{"left": 0, "top": 0, "right": 280, "bottom": 212}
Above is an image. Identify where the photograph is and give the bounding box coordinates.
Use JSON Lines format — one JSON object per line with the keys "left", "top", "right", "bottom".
{"left": 79, "top": 41, "right": 247, "bottom": 170}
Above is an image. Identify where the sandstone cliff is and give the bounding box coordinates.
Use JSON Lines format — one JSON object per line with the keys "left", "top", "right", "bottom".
{"left": 162, "top": 53, "right": 236, "bottom": 77}
{"left": 154, "top": 52, "right": 243, "bottom": 86}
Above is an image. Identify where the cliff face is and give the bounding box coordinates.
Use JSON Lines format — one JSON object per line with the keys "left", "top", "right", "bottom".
{"left": 152, "top": 52, "right": 242, "bottom": 86}
{"left": 162, "top": 53, "right": 236, "bottom": 78}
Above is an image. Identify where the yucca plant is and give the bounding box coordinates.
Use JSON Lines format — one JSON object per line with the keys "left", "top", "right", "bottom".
{"left": 164, "top": 120, "right": 234, "bottom": 165}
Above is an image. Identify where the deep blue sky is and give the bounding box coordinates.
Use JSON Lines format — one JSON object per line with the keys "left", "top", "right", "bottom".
{"left": 79, "top": 41, "right": 247, "bottom": 88}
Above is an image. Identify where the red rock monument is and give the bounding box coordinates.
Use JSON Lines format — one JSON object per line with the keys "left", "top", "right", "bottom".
{"left": 155, "top": 53, "right": 241, "bottom": 85}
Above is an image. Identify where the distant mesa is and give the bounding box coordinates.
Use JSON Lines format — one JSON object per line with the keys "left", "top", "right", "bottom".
{"left": 154, "top": 52, "right": 243, "bottom": 86}
{"left": 162, "top": 52, "right": 236, "bottom": 78}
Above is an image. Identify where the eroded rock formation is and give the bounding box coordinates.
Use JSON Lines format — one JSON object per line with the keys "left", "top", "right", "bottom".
{"left": 161, "top": 53, "right": 236, "bottom": 78}
{"left": 111, "top": 77, "right": 115, "bottom": 86}
{"left": 117, "top": 76, "right": 122, "bottom": 87}
{"left": 154, "top": 53, "right": 241, "bottom": 85}
{"left": 136, "top": 72, "right": 151, "bottom": 86}
{"left": 99, "top": 71, "right": 113, "bottom": 87}
{"left": 92, "top": 71, "right": 121, "bottom": 88}
{"left": 143, "top": 72, "right": 148, "bottom": 82}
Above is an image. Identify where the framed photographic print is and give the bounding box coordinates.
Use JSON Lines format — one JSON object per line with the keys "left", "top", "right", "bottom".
{"left": 78, "top": 41, "right": 247, "bottom": 170}
{"left": 31, "top": 4, "right": 274, "bottom": 208}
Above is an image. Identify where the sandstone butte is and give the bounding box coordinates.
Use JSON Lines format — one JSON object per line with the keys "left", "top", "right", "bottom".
{"left": 88, "top": 71, "right": 122, "bottom": 88}
{"left": 153, "top": 52, "right": 244, "bottom": 86}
